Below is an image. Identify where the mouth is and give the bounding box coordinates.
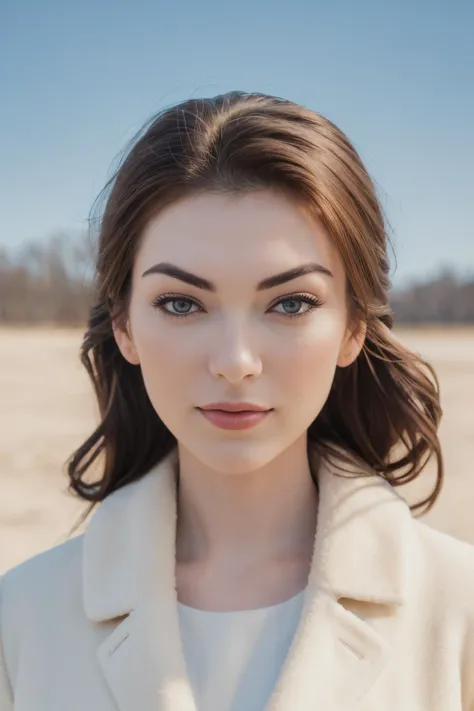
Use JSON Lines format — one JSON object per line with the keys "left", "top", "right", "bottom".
{"left": 198, "top": 402, "right": 270, "bottom": 413}
{"left": 196, "top": 407, "right": 273, "bottom": 431}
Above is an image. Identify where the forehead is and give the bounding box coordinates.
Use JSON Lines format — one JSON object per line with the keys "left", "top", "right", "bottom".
{"left": 135, "top": 189, "right": 344, "bottom": 283}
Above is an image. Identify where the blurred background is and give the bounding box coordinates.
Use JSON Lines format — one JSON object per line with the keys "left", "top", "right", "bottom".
{"left": 1, "top": 0, "right": 473, "bottom": 573}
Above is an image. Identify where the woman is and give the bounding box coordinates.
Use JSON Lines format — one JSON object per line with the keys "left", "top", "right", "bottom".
{"left": 1, "top": 91, "right": 473, "bottom": 711}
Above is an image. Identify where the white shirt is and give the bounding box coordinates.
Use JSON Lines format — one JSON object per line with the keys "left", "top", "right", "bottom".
{"left": 177, "top": 588, "right": 306, "bottom": 711}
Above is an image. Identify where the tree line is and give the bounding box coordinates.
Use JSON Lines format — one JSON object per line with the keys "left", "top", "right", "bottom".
{"left": 1, "top": 232, "right": 473, "bottom": 326}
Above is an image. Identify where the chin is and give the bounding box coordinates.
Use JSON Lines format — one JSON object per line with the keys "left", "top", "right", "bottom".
{"left": 185, "top": 438, "right": 284, "bottom": 476}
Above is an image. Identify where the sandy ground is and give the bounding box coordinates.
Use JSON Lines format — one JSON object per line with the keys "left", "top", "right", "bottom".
{"left": 0, "top": 326, "right": 473, "bottom": 574}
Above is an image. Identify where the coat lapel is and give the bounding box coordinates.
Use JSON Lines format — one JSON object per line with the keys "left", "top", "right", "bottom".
{"left": 84, "top": 447, "right": 197, "bottom": 711}
{"left": 262, "top": 448, "right": 412, "bottom": 710}
{"left": 82, "top": 444, "right": 413, "bottom": 711}
{"left": 264, "top": 590, "right": 390, "bottom": 710}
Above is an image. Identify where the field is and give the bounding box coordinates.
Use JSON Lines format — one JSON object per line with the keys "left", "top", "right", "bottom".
{"left": 0, "top": 326, "right": 473, "bottom": 574}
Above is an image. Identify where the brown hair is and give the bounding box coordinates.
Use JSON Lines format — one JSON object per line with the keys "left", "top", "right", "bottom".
{"left": 66, "top": 91, "right": 443, "bottom": 533}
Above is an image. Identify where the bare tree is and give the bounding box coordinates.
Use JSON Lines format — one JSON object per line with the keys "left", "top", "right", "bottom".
{"left": 0, "top": 232, "right": 95, "bottom": 326}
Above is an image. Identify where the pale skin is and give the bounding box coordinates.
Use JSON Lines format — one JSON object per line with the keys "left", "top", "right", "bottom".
{"left": 113, "top": 189, "right": 366, "bottom": 611}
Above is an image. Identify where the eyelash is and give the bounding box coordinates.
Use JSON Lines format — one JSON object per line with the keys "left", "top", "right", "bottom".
{"left": 151, "top": 292, "right": 324, "bottom": 321}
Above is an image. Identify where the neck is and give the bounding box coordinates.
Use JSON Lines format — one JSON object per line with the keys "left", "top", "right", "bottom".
{"left": 175, "top": 436, "right": 319, "bottom": 574}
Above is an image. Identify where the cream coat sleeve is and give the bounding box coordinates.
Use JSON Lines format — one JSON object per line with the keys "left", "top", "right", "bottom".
{"left": 0, "top": 577, "right": 14, "bottom": 711}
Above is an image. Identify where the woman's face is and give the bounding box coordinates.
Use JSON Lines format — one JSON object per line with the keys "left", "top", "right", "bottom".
{"left": 114, "top": 189, "right": 365, "bottom": 473}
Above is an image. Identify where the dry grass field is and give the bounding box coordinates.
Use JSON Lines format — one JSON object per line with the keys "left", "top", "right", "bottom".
{"left": 0, "top": 326, "right": 473, "bottom": 574}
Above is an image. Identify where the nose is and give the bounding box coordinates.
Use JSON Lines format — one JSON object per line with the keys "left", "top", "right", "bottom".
{"left": 208, "top": 316, "right": 263, "bottom": 383}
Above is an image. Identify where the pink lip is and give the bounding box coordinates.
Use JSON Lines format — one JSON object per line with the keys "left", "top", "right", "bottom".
{"left": 197, "top": 408, "right": 272, "bottom": 430}
{"left": 199, "top": 402, "right": 270, "bottom": 412}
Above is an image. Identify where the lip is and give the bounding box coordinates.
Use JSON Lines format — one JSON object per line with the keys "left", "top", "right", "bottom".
{"left": 198, "top": 402, "right": 270, "bottom": 412}
{"left": 197, "top": 408, "right": 272, "bottom": 431}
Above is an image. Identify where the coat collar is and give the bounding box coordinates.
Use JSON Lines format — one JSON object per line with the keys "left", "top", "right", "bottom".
{"left": 83, "top": 444, "right": 411, "bottom": 621}
{"left": 82, "top": 445, "right": 414, "bottom": 711}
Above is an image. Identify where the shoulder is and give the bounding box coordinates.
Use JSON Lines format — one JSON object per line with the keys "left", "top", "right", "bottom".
{"left": 2, "top": 533, "right": 84, "bottom": 596}
{"left": 1, "top": 535, "right": 84, "bottom": 642}
{"left": 411, "top": 518, "right": 474, "bottom": 630}
{"left": 0, "top": 536, "right": 89, "bottom": 700}
{"left": 411, "top": 521, "right": 474, "bottom": 701}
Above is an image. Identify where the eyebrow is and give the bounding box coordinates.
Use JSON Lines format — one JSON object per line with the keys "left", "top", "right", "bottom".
{"left": 141, "top": 261, "right": 333, "bottom": 291}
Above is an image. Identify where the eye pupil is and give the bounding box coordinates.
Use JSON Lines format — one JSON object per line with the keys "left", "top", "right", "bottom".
{"left": 174, "top": 299, "right": 192, "bottom": 313}
{"left": 282, "top": 299, "right": 301, "bottom": 314}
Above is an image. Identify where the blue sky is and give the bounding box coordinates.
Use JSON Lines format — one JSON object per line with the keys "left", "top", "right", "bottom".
{"left": 2, "top": 0, "right": 473, "bottom": 286}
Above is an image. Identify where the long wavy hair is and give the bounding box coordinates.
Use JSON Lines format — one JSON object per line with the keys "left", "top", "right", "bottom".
{"left": 66, "top": 91, "right": 443, "bottom": 534}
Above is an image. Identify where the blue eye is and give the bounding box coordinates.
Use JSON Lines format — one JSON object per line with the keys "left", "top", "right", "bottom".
{"left": 272, "top": 295, "right": 323, "bottom": 318}
{"left": 151, "top": 293, "right": 323, "bottom": 320}
{"left": 270, "top": 293, "right": 324, "bottom": 319}
{"left": 151, "top": 295, "right": 202, "bottom": 318}
{"left": 165, "top": 299, "right": 196, "bottom": 315}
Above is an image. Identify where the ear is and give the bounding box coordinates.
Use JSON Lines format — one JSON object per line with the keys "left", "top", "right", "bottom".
{"left": 337, "top": 320, "right": 367, "bottom": 368}
{"left": 112, "top": 317, "right": 140, "bottom": 366}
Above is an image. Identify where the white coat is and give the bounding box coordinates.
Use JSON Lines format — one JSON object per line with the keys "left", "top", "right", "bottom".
{"left": 1, "top": 446, "right": 474, "bottom": 710}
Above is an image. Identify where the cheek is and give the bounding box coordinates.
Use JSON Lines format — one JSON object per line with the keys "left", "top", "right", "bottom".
{"left": 130, "top": 309, "right": 197, "bottom": 396}
{"left": 275, "top": 316, "right": 344, "bottom": 403}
